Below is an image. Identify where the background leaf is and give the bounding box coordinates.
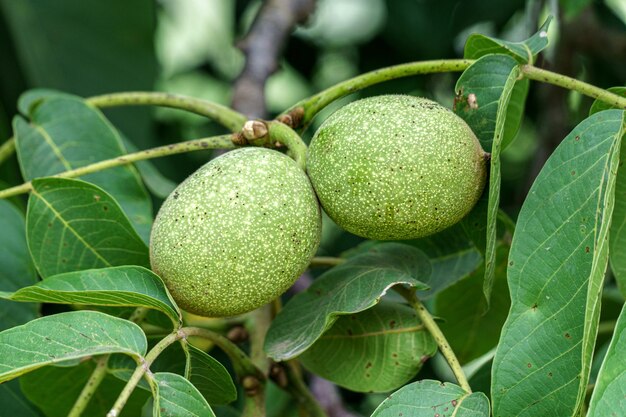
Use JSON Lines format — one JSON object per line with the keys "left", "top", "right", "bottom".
{"left": 152, "top": 372, "right": 216, "bottom": 417}
{"left": 299, "top": 301, "right": 436, "bottom": 393}
{"left": 2, "top": 266, "right": 181, "bottom": 327}
{"left": 370, "top": 380, "right": 490, "bottom": 417}
{"left": 0, "top": 380, "right": 43, "bottom": 417}
{"left": 435, "top": 244, "right": 510, "bottom": 364}
{"left": 0, "top": 199, "right": 38, "bottom": 331}
{"left": 464, "top": 16, "right": 552, "bottom": 63}
{"left": 185, "top": 344, "right": 237, "bottom": 405}
{"left": 20, "top": 359, "right": 149, "bottom": 417}
{"left": 0, "top": 310, "right": 147, "bottom": 383}
{"left": 491, "top": 110, "right": 625, "bottom": 417}
{"left": 26, "top": 178, "right": 149, "bottom": 278}
{"left": 587, "top": 302, "right": 626, "bottom": 416}
{"left": 14, "top": 95, "right": 152, "bottom": 240}
{"left": 0, "top": 0, "right": 158, "bottom": 147}
{"left": 264, "top": 243, "right": 430, "bottom": 361}
{"left": 408, "top": 224, "right": 482, "bottom": 299}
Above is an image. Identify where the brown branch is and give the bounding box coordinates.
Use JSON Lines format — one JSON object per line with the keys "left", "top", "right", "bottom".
{"left": 231, "top": 0, "right": 317, "bottom": 118}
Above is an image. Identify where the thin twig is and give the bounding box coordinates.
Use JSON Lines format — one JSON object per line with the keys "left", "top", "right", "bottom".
{"left": 67, "top": 355, "right": 109, "bottom": 417}
{"left": 0, "top": 137, "right": 15, "bottom": 166}
{"left": 0, "top": 134, "right": 237, "bottom": 200}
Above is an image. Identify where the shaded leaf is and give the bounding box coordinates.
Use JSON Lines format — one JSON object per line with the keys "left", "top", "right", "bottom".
{"left": 408, "top": 224, "right": 482, "bottom": 299}
{"left": 454, "top": 54, "right": 527, "bottom": 151}
{"left": 20, "top": 359, "right": 149, "bottom": 417}
{"left": 0, "top": 0, "right": 158, "bottom": 147}
{"left": 1, "top": 266, "right": 181, "bottom": 327}
{"left": 464, "top": 16, "right": 552, "bottom": 63}
{"left": 370, "top": 380, "right": 490, "bottom": 416}
{"left": 26, "top": 178, "right": 149, "bottom": 278}
{"left": 152, "top": 372, "right": 216, "bottom": 417}
{"left": 0, "top": 200, "right": 38, "bottom": 331}
{"left": 14, "top": 95, "right": 152, "bottom": 240}
{"left": 435, "top": 244, "right": 510, "bottom": 364}
{"left": 185, "top": 344, "right": 237, "bottom": 405}
{"left": 491, "top": 110, "right": 625, "bottom": 417}
{"left": 0, "top": 380, "right": 43, "bottom": 417}
{"left": 587, "top": 303, "right": 626, "bottom": 416}
{"left": 264, "top": 243, "right": 430, "bottom": 361}
{"left": 299, "top": 302, "right": 436, "bottom": 393}
{"left": 0, "top": 310, "right": 147, "bottom": 383}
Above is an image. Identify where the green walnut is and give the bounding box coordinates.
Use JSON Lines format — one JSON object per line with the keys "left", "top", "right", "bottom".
{"left": 307, "top": 95, "right": 487, "bottom": 240}
{"left": 150, "top": 147, "right": 321, "bottom": 317}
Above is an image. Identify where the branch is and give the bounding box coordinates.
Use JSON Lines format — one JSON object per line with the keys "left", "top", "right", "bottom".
{"left": 232, "top": 0, "right": 317, "bottom": 118}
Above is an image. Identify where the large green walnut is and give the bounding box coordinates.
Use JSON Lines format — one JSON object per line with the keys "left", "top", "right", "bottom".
{"left": 307, "top": 95, "right": 487, "bottom": 240}
{"left": 150, "top": 147, "right": 321, "bottom": 317}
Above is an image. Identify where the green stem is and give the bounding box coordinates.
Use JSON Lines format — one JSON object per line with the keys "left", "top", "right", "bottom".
{"left": 0, "top": 134, "right": 236, "bottom": 200}
{"left": 309, "top": 256, "right": 346, "bottom": 268}
{"left": 280, "top": 59, "right": 473, "bottom": 129}
{"left": 86, "top": 92, "right": 248, "bottom": 132}
{"left": 283, "top": 361, "right": 327, "bottom": 417}
{"left": 68, "top": 355, "right": 109, "bottom": 417}
{"left": 108, "top": 327, "right": 263, "bottom": 417}
{"left": 267, "top": 121, "right": 308, "bottom": 170}
{"left": 0, "top": 137, "right": 15, "bottom": 166}
{"left": 598, "top": 320, "right": 617, "bottom": 335}
{"left": 397, "top": 287, "right": 472, "bottom": 392}
{"left": 521, "top": 65, "right": 626, "bottom": 109}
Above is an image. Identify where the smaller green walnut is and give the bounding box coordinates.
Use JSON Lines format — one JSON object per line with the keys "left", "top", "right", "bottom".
{"left": 150, "top": 147, "right": 321, "bottom": 317}
{"left": 307, "top": 95, "right": 487, "bottom": 240}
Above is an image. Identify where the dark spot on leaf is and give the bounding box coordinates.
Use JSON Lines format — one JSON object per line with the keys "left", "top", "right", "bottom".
{"left": 103, "top": 206, "right": 108, "bottom": 211}
{"left": 365, "top": 362, "right": 372, "bottom": 369}
{"left": 389, "top": 320, "right": 396, "bottom": 328}
{"left": 575, "top": 135, "right": 580, "bottom": 141}
{"left": 585, "top": 246, "right": 590, "bottom": 253}
{"left": 548, "top": 372, "right": 553, "bottom": 377}
{"left": 48, "top": 223, "right": 52, "bottom": 228}
{"left": 451, "top": 400, "right": 457, "bottom": 407}
{"left": 564, "top": 332, "right": 571, "bottom": 339}
{"left": 347, "top": 329, "right": 353, "bottom": 336}
{"left": 527, "top": 363, "right": 532, "bottom": 368}
{"left": 571, "top": 170, "right": 576, "bottom": 175}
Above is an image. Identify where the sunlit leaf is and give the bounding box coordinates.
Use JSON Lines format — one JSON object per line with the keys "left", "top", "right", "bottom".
{"left": 26, "top": 178, "right": 149, "bottom": 278}
{"left": 491, "top": 110, "right": 625, "bottom": 416}
{"left": 1, "top": 266, "right": 181, "bottom": 327}
{"left": 14, "top": 95, "right": 152, "bottom": 240}
{"left": 371, "top": 380, "right": 490, "bottom": 416}
{"left": 152, "top": 372, "right": 216, "bottom": 417}
{"left": 0, "top": 311, "right": 147, "bottom": 383}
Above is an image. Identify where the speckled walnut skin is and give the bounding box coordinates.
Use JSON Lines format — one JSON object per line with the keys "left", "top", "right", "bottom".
{"left": 150, "top": 147, "right": 321, "bottom": 317}
{"left": 307, "top": 95, "right": 487, "bottom": 240}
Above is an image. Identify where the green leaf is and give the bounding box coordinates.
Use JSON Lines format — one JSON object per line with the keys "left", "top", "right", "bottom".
{"left": 299, "top": 302, "right": 436, "bottom": 393}
{"left": 609, "top": 139, "right": 626, "bottom": 297}
{"left": 265, "top": 243, "right": 430, "bottom": 361}
{"left": 370, "top": 380, "right": 490, "bottom": 416}
{"left": 17, "top": 88, "right": 77, "bottom": 116}
{"left": 455, "top": 54, "right": 521, "bottom": 308}
{"left": 1, "top": 266, "right": 181, "bottom": 327}
{"left": 435, "top": 244, "right": 510, "bottom": 364}
{"left": 0, "top": 200, "right": 38, "bottom": 331}
{"left": 20, "top": 359, "right": 149, "bottom": 417}
{"left": 587, "top": 303, "right": 626, "bottom": 416}
{"left": 0, "top": 310, "right": 147, "bottom": 383}
{"left": 491, "top": 110, "right": 626, "bottom": 417}
{"left": 454, "top": 54, "right": 526, "bottom": 152}
{"left": 589, "top": 87, "right": 626, "bottom": 116}
{"left": 464, "top": 16, "right": 552, "bottom": 64}
{"left": 152, "top": 372, "right": 216, "bottom": 417}
{"left": 0, "top": 380, "right": 43, "bottom": 417}
{"left": 13, "top": 95, "right": 152, "bottom": 241}
{"left": 26, "top": 178, "right": 149, "bottom": 278}
{"left": 185, "top": 344, "right": 237, "bottom": 405}
{"left": 408, "top": 224, "right": 482, "bottom": 299}
{"left": 0, "top": 0, "right": 158, "bottom": 147}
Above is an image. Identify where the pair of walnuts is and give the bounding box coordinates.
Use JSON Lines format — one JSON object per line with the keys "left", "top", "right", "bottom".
{"left": 149, "top": 95, "right": 487, "bottom": 317}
